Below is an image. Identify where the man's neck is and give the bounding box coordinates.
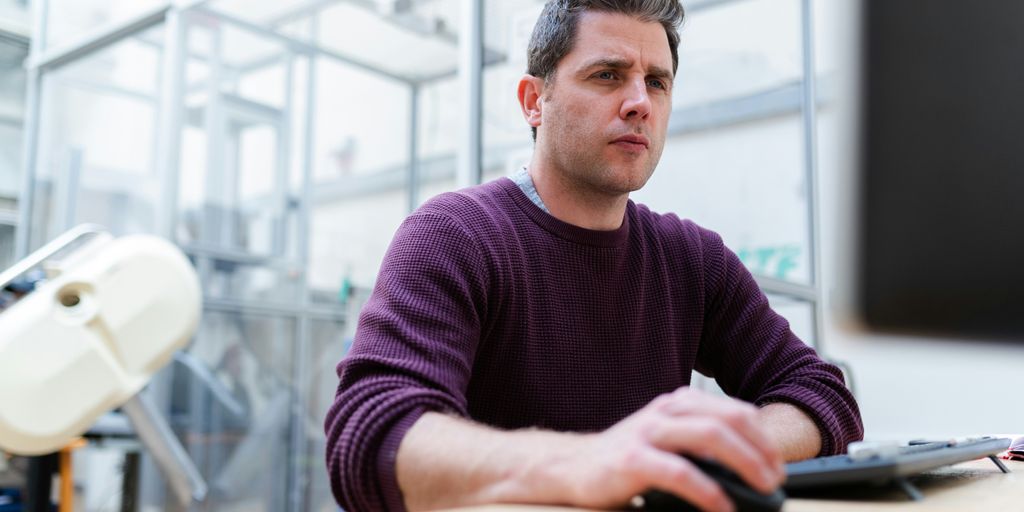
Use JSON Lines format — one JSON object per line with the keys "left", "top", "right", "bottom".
{"left": 527, "top": 159, "right": 629, "bottom": 231}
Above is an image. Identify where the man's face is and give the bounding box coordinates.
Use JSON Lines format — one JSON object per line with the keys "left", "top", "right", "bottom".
{"left": 536, "top": 12, "right": 674, "bottom": 197}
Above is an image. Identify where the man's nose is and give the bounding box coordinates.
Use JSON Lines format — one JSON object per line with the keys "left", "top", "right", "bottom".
{"left": 619, "top": 78, "right": 652, "bottom": 120}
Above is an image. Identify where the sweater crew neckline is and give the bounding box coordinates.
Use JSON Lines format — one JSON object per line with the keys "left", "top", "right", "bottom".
{"left": 499, "top": 177, "right": 630, "bottom": 248}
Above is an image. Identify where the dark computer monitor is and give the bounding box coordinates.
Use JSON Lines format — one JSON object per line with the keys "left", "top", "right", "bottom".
{"left": 856, "top": 1, "right": 1024, "bottom": 341}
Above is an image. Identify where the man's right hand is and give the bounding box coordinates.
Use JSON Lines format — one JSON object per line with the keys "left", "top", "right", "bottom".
{"left": 397, "top": 387, "right": 785, "bottom": 512}
{"left": 549, "top": 387, "right": 785, "bottom": 512}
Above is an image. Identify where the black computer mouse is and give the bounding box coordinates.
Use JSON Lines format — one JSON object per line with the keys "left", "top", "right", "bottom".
{"left": 639, "top": 457, "right": 786, "bottom": 512}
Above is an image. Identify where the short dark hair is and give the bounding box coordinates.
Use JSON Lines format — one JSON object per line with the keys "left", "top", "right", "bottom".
{"left": 526, "top": 0, "right": 686, "bottom": 140}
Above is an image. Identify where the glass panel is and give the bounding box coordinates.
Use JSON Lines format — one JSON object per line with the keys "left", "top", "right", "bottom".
{"left": 306, "top": 53, "right": 412, "bottom": 303}
{"left": 676, "top": 0, "right": 803, "bottom": 108}
{"left": 1, "top": 37, "right": 29, "bottom": 242}
{"left": 203, "top": 0, "right": 301, "bottom": 26}
{"left": 0, "top": 122, "right": 21, "bottom": 199}
{"left": 414, "top": 75, "right": 459, "bottom": 207}
{"left": 0, "top": 223, "right": 13, "bottom": 270}
{"left": 314, "top": 0, "right": 460, "bottom": 81}
{"left": 417, "top": 176, "right": 456, "bottom": 211}
{"left": 42, "top": 0, "right": 168, "bottom": 52}
{"left": 313, "top": 56, "right": 410, "bottom": 180}
{"left": 309, "top": 190, "right": 408, "bottom": 304}
{"left": 176, "top": 15, "right": 295, "bottom": 258}
{"left": 189, "top": 19, "right": 292, "bottom": 110}
{"left": 192, "top": 257, "right": 303, "bottom": 305}
{"left": 303, "top": 317, "right": 351, "bottom": 512}
{"left": 0, "top": 0, "right": 30, "bottom": 30}
{"left": 418, "top": 77, "right": 459, "bottom": 162}
{"left": 0, "top": 40, "right": 27, "bottom": 107}
{"left": 29, "top": 26, "right": 163, "bottom": 250}
{"left": 169, "top": 311, "right": 295, "bottom": 511}
{"left": 481, "top": 63, "right": 532, "bottom": 183}
{"left": 209, "top": 0, "right": 463, "bottom": 81}
{"left": 27, "top": 7, "right": 328, "bottom": 512}
{"left": 767, "top": 293, "right": 814, "bottom": 346}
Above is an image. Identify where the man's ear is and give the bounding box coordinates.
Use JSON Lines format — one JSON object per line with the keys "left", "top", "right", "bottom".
{"left": 518, "top": 74, "right": 544, "bottom": 129}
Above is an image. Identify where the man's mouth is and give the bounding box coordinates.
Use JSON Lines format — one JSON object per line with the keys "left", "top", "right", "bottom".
{"left": 611, "top": 134, "right": 650, "bottom": 150}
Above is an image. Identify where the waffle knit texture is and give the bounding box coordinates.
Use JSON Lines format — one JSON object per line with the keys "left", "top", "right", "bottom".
{"left": 324, "top": 177, "right": 863, "bottom": 511}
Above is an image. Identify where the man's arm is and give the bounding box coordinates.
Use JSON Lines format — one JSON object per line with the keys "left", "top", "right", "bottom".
{"left": 396, "top": 387, "right": 785, "bottom": 512}
{"left": 325, "top": 209, "right": 490, "bottom": 511}
{"left": 758, "top": 402, "right": 822, "bottom": 462}
{"left": 693, "top": 225, "right": 863, "bottom": 456}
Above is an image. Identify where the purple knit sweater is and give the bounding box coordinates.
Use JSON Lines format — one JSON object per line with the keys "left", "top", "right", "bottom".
{"left": 325, "top": 177, "right": 863, "bottom": 511}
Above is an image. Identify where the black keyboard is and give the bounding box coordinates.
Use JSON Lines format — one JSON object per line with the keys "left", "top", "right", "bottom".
{"left": 785, "top": 436, "right": 1011, "bottom": 491}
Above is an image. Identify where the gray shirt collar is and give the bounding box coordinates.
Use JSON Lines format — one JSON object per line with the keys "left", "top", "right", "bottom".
{"left": 511, "top": 166, "right": 550, "bottom": 213}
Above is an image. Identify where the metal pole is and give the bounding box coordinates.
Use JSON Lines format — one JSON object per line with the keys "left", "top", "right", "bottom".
{"left": 132, "top": 7, "right": 184, "bottom": 510}
{"left": 121, "top": 393, "right": 208, "bottom": 505}
{"left": 286, "top": 19, "right": 319, "bottom": 511}
{"left": 14, "top": 0, "right": 50, "bottom": 258}
{"left": 155, "top": 7, "right": 186, "bottom": 241}
{"left": 60, "top": 148, "right": 82, "bottom": 231}
{"left": 275, "top": 54, "right": 294, "bottom": 259}
{"left": 28, "top": 5, "right": 170, "bottom": 73}
{"left": 457, "top": 0, "right": 482, "bottom": 188}
{"left": 204, "top": 22, "right": 225, "bottom": 249}
{"left": 283, "top": 49, "right": 302, "bottom": 512}
{"left": 408, "top": 84, "right": 420, "bottom": 212}
{"left": 800, "top": 0, "right": 826, "bottom": 351}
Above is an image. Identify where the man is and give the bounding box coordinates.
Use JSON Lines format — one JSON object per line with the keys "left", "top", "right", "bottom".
{"left": 325, "top": 1, "right": 863, "bottom": 511}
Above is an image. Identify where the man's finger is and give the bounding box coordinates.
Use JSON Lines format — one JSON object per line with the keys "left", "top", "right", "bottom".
{"left": 646, "top": 416, "right": 784, "bottom": 493}
{"left": 626, "top": 447, "right": 734, "bottom": 512}
{"left": 656, "top": 389, "right": 785, "bottom": 475}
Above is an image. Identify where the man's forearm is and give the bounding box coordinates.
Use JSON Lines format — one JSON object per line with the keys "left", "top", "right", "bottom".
{"left": 396, "top": 389, "right": 787, "bottom": 512}
{"left": 395, "top": 411, "right": 588, "bottom": 511}
{"left": 759, "top": 402, "right": 823, "bottom": 461}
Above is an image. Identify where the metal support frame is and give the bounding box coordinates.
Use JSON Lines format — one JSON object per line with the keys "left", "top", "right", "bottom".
{"left": 894, "top": 477, "right": 925, "bottom": 501}
{"left": 457, "top": 0, "right": 483, "bottom": 188}
{"left": 288, "top": 23, "right": 319, "bottom": 509}
{"left": 12, "top": 0, "right": 844, "bottom": 510}
{"left": 196, "top": 7, "right": 412, "bottom": 85}
{"left": 13, "top": 0, "right": 46, "bottom": 259}
{"left": 15, "top": 3, "right": 341, "bottom": 512}
{"left": 140, "top": 12, "right": 187, "bottom": 500}
{"left": 282, "top": 41, "right": 305, "bottom": 512}
{"left": 155, "top": 7, "right": 187, "bottom": 241}
{"left": 54, "top": 148, "right": 82, "bottom": 233}
{"left": 408, "top": 84, "right": 420, "bottom": 212}
{"left": 799, "top": 0, "right": 828, "bottom": 353}
{"left": 989, "top": 455, "right": 1010, "bottom": 474}
{"left": 121, "top": 393, "right": 208, "bottom": 505}
{"left": 0, "top": 210, "right": 17, "bottom": 225}
{"left": 27, "top": 4, "right": 170, "bottom": 73}
{"left": 202, "top": 14, "right": 228, "bottom": 250}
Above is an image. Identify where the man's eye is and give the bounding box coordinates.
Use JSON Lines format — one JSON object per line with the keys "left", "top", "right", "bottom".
{"left": 596, "top": 71, "right": 616, "bottom": 80}
{"left": 648, "top": 79, "right": 667, "bottom": 89}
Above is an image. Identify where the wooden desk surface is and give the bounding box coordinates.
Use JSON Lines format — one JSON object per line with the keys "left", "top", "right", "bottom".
{"left": 441, "top": 458, "right": 1022, "bottom": 512}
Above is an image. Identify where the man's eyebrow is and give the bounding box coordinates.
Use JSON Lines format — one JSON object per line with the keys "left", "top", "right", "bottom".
{"left": 578, "top": 57, "right": 632, "bottom": 72}
{"left": 648, "top": 65, "right": 674, "bottom": 82}
{"left": 577, "top": 58, "right": 675, "bottom": 81}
